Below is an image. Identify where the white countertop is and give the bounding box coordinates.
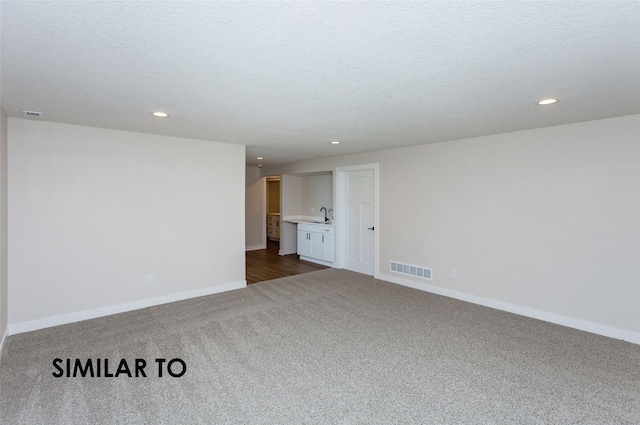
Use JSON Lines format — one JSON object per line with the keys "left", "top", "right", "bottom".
{"left": 285, "top": 219, "right": 333, "bottom": 226}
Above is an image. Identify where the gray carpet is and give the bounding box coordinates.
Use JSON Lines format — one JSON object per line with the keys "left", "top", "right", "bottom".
{"left": 1, "top": 269, "right": 639, "bottom": 424}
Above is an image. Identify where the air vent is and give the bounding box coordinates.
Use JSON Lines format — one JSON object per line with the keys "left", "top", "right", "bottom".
{"left": 23, "top": 110, "right": 43, "bottom": 118}
{"left": 390, "top": 261, "right": 432, "bottom": 280}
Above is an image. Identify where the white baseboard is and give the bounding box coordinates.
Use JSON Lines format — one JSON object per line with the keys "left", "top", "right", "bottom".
{"left": 0, "top": 325, "right": 8, "bottom": 358}
{"left": 378, "top": 273, "right": 640, "bottom": 345}
{"left": 8, "top": 280, "right": 247, "bottom": 336}
{"left": 299, "top": 255, "right": 334, "bottom": 267}
{"left": 246, "top": 243, "right": 266, "bottom": 251}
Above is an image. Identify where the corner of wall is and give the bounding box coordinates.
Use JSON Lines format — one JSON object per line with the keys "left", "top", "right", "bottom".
{"left": 0, "top": 326, "right": 8, "bottom": 359}
{"left": 0, "top": 107, "right": 8, "bottom": 357}
{"left": 245, "top": 166, "right": 266, "bottom": 250}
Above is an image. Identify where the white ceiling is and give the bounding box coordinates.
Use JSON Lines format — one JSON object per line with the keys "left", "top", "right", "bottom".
{"left": 2, "top": 1, "right": 639, "bottom": 166}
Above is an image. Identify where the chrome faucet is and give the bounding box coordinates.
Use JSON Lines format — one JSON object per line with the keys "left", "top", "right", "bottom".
{"left": 320, "top": 207, "right": 328, "bottom": 223}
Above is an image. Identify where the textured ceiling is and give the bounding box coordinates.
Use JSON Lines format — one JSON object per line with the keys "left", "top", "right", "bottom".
{"left": 2, "top": 1, "right": 639, "bottom": 166}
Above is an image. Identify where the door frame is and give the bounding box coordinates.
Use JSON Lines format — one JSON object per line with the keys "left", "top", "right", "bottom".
{"left": 335, "top": 163, "right": 380, "bottom": 278}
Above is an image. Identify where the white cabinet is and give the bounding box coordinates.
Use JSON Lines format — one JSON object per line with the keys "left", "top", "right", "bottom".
{"left": 322, "top": 231, "right": 334, "bottom": 262}
{"left": 297, "top": 225, "right": 323, "bottom": 259}
{"left": 297, "top": 228, "right": 311, "bottom": 257}
{"left": 310, "top": 232, "right": 324, "bottom": 259}
{"left": 267, "top": 214, "right": 280, "bottom": 240}
{"left": 297, "top": 223, "right": 334, "bottom": 265}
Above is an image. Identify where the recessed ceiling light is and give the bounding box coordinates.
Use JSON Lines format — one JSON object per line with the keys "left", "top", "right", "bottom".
{"left": 257, "top": 157, "right": 264, "bottom": 160}
{"left": 330, "top": 141, "right": 340, "bottom": 145}
{"left": 536, "top": 98, "right": 559, "bottom": 105}
{"left": 152, "top": 111, "right": 169, "bottom": 117}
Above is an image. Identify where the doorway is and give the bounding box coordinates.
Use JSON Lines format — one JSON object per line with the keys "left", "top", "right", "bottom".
{"left": 245, "top": 174, "right": 329, "bottom": 284}
{"left": 266, "top": 176, "right": 281, "bottom": 245}
{"left": 336, "top": 164, "right": 379, "bottom": 277}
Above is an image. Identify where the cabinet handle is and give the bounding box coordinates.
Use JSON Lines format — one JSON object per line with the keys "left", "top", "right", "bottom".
{"left": 322, "top": 235, "right": 324, "bottom": 242}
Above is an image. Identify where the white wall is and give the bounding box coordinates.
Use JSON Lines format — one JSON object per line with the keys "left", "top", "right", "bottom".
{"left": 300, "top": 173, "right": 333, "bottom": 217}
{"left": 264, "top": 115, "right": 640, "bottom": 341}
{"left": 8, "top": 119, "right": 246, "bottom": 329}
{"left": 280, "top": 174, "right": 301, "bottom": 218}
{"left": 0, "top": 108, "right": 8, "bottom": 351}
{"left": 275, "top": 173, "right": 333, "bottom": 219}
{"left": 245, "top": 166, "right": 265, "bottom": 250}
{"left": 279, "top": 175, "right": 302, "bottom": 254}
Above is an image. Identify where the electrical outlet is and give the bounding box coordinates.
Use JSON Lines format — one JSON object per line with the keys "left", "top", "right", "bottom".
{"left": 146, "top": 275, "right": 154, "bottom": 285}
{"left": 450, "top": 269, "right": 456, "bottom": 279}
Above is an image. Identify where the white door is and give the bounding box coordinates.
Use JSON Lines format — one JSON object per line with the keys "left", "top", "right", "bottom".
{"left": 345, "top": 169, "right": 374, "bottom": 275}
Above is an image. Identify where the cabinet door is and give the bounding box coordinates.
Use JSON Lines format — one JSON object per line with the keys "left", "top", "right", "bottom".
{"left": 297, "top": 230, "right": 305, "bottom": 255}
{"left": 310, "top": 232, "right": 324, "bottom": 259}
{"left": 297, "top": 230, "right": 310, "bottom": 256}
{"left": 322, "top": 234, "right": 334, "bottom": 262}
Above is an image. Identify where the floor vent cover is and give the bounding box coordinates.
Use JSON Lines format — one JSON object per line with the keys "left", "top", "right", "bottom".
{"left": 390, "top": 261, "right": 432, "bottom": 280}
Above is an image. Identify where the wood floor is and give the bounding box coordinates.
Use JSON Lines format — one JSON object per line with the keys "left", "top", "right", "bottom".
{"left": 246, "top": 240, "right": 328, "bottom": 284}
